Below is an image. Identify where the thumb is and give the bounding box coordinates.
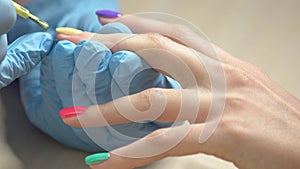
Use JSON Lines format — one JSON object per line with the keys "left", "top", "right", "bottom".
{"left": 0, "top": 32, "right": 54, "bottom": 88}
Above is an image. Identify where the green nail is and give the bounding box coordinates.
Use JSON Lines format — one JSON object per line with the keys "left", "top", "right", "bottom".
{"left": 85, "top": 153, "right": 110, "bottom": 165}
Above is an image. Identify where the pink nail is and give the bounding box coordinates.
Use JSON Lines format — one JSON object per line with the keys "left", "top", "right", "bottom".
{"left": 59, "top": 106, "right": 87, "bottom": 118}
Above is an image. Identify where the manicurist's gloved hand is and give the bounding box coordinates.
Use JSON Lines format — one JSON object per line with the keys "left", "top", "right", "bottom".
{"left": 0, "top": 0, "right": 16, "bottom": 61}
{"left": 19, "top": 23, "right": 180, "bottom": 152}
{"left": 7, "top": 0, "right": 119, "bottom": 42}
{"left": 0, "top": 32, "right": 53, "bottom": 88}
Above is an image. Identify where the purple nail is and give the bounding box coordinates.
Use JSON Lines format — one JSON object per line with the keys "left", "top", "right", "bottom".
{"left": 96, "top": 10, "right": 123, "bottom": 18}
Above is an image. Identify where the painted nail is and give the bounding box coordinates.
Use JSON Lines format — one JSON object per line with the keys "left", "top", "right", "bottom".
{"left": 59, "top": 106, "right": 87, "bottom": 118}
{"left": 56, "top": 27, "right": 83, "bottom": 35}
{"left": 85, "top": 153, "right": 110, "bottom": 165}
{"left": 96, "top": 10, "right": 122, "bottom": 18}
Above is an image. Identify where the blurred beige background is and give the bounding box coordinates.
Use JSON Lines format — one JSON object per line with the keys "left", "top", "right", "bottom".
{"left": 120, "top": 0, "right": 300, "bottom": 98}
{"left": 0, "top": 0, "right": 299, "bottom": 169}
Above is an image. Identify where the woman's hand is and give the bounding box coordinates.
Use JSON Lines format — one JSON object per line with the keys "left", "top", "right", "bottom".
{"left": 58, "top": 13, "right": 300, "bottom": 169}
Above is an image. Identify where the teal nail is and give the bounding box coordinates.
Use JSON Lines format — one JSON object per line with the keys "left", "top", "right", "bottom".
{"left": 85, "top": 153, "right": 110, "bottom": 165}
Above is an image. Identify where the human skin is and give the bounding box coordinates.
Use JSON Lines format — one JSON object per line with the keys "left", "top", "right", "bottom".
{"left": 58, "top": 15, "right": 300, "bottom": 169}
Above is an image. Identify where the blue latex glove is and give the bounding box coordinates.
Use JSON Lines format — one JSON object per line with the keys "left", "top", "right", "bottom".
{"left": 20, "top": 23, "right": 180, "bottom": 152}
{"left": 0, "top": 32, "right": 53, "bottom": 88}
{"left": 0, "top": 0, "right": 16, "bottom": 61}
{"left": 8, "top": 0, "right": 119, "bottom": 43}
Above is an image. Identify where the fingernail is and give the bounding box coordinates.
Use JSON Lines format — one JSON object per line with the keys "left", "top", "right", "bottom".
{"left": 59, "top": 106, "right": 87, "bottom": 118}
{"left": 96, "top": 10, "right": 122, "bottom": 18}
{"left": 85, "top": 153, "right": 110, "bottom": 165}
{"left": 56, "top": 27, "right": 83, "bottom": 35}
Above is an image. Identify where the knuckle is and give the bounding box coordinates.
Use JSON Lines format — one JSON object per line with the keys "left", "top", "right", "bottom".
{"left": 248, "top": 62, "right": 270, "bottom": 79}
{"left": 171, "top": 24, "right": 191, "bottom": 38}
{"left": 225, "top": 61, "right": 270, "bottom": 87}
{"left": 97, "top": 104, "right": 106, "bottom": 115}
{"left": 219, "top": 115, "right": 247, "bottom": 138}
{"left": 146, "top": 128, "right": 171, "bottom": 147}
{"left": 226, "top": 93, "right": 249, "bottom": 109}
{"left": 224, "top": 65, "right": 255, "bottom": 87}
{"left": 144, "top": 33, "right": 170, "bottom": 49}
{"left": 134, "top": 88, "right": 158, "bottom": 111}
{"left": 139, "top": 88, "right": 153, "bottom": 102}
{"left": 139, "top": 88, "right": 160, "bottom": 100}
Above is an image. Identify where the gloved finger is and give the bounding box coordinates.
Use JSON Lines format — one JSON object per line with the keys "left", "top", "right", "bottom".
{"left": 0, "top": 32, "right": 53, "bottom": 88}
{"left": 19, "top": 64, "right": 43, "bottom": 126}
{"left": 88, "top": 123, "right": 220, "bottom": 169}
{"left": 68, "top": 23, "right": 126, "bottom": 102}
{"left": 0, "top": 34, "right": 8, "bottom": 62}
{"left": 97, "top": 22, "right": 132, "bottom": 34}
{"left": 51, "top": 40, "right": 91, "bottom": 107}
{"left": 54, "top": 22, "right": 132, "bottom": 107}
{"left": 40, "top": 41, "right": 104, "bottom": 152}
{"left": 73, "top": 40, "right": 113, "bottom": 105}
{"left": 61, "top": 87, "right": 211, "bottom": 128}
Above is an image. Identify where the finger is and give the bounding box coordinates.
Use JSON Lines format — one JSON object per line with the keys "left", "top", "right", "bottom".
{"left": 96, "top": 10, "right": 123, "bottom": 25}
{"left": 88, "top": 123, "right": 222, "bottom": 169}
{"left": 51, "top": 40, "right": 80, "bottom": 107}
{"left": 56, "top": 31, "right": 92, "bottom": 44}
{"left": 61, "top": 88, "right": 211, "bottom": 128}
{"left": 97, "top": 22, "right": 132, "bottom": 34}
{"left": 56, "top": 22, "right": 132, "bottom": 42}
{"left": 0, "top": 32, "right": 53, "bottom": 88}
{"left": 96, "top": 13, "right": 220, "bottom": 60}
{"left": 19, "top": 65, "right": 44, "bottom": 127}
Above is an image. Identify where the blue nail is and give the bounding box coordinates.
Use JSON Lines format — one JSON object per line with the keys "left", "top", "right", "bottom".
{"left": 96, "top": 10, "right": 123, "bottom": 18}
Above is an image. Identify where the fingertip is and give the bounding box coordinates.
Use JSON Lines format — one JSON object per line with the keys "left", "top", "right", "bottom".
{"left": 85, "top": 153, "right": 110, "bottom": 165}
{"left": 61, "top": 117, "right": 82, "bottom": 128}
{"left": 97, "top": 22, "right": 132, "bottom": 34}
{"left": 59, "top": 106, "right": 87, "bottom": 127}
{"left": 52, "top": 40, "right": 76, "bottom": 54}
{"left": 56, "top": 32, "right": 93, "bottom": 44}
{"left": 39, "top": 32, "right": 55, "bottom": 55}
{"left": 98, "top": 16, "right": 117, "bottom": 25}
{"left": 56, "top": 27, "right": 83, "bottom": 35}
{"left": 96, "top": 9, "right": 123, "bottom": 18}
{"left": 56, "top": 33, "right": 72, "bottom": 41}
{"left": 96, "top": 10, "right": 124, "bottom": 25}
{"left": 88, "top": 153, "right": 124, "bottom": 169}
{"left": 56, "top": 33, "right": 78, "bottom": 43}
